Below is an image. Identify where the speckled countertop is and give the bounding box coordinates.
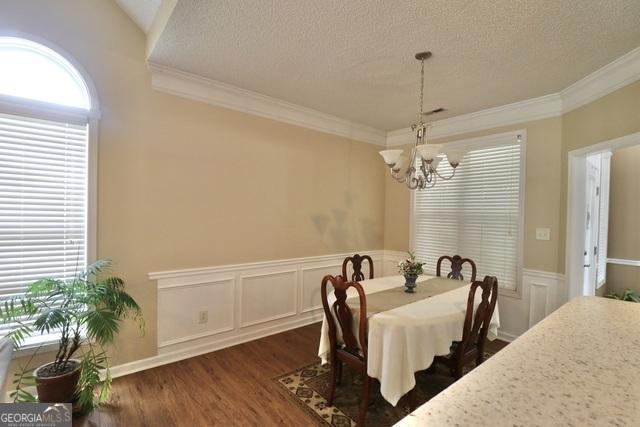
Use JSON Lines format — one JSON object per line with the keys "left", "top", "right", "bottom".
{"left": 396, "top": 297, "right": 640, "bottom": 427}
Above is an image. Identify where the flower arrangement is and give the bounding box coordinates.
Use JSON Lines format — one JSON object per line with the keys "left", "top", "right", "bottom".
{"left": 398, "top": 251, "right": 424, "bottom": 277}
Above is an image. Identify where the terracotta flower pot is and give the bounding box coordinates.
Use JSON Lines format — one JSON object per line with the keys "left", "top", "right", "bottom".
{"left": 33, "top": 359, "right": 81, "bottom": 403}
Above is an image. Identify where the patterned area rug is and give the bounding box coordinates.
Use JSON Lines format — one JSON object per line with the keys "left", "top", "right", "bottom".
{"left": 274, "top": 353, "right": 493, "bottom": 427}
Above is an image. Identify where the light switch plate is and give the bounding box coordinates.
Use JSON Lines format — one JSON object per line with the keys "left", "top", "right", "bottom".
{"left": 536, "top": 227, "right": 551, "bottom": 241}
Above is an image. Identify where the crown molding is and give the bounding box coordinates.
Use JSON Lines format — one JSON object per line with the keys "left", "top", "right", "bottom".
{"left": 386, "top": 94, "right": 561, "bottom": 146}
{"left": 148, "top": 62, "right": 387, "bottom": 146}
{"left": 147, "top": 46, "right": 640, "bottom": 149}
{"left": 386, "top": 46, "right": 640, "bottom": 147}
{"left": 561, "top": 46, "right": 640, "bottom": 113}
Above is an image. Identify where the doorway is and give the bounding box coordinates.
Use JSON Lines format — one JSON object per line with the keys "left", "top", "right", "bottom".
{"left": 565, "top": 131, "right": 640, "bottom": 301}
{"left": 582, "top": 152, "right": 610, "bottom": 296}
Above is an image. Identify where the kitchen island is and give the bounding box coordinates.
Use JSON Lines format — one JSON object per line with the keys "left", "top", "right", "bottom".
{"left": 396, "top": 296, "right": 640, "bottom": 426}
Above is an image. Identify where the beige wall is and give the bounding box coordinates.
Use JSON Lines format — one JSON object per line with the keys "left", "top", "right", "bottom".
{"left": 608, "top": 145, "right": 640, "bottom": 261}
{"left": 605, "top": 145, "right": 640, "bottom": 294}
{"left": 1, "top": 0, "right": 385, "bottom": 367}
{"left": 383, "top": 117, "right": 564, "bottom": 273}
{"left": 606, "top": 265, "right": 640, "bottom": 295}
{"left": 559, "top": 81, "right": 640, "bottom": 272}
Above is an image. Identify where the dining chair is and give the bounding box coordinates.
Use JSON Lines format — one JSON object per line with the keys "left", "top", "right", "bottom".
{"left": 431, "top": 275, "right": 498, "bottom": 379}
{"left": 342, "top": 253, "right": 374, "bottom": 282}
{"left": 321, "top": 274, "right": 373, "bottom": 426}
{"left": 436, "top": 254, "right": 477, "bottom": 282}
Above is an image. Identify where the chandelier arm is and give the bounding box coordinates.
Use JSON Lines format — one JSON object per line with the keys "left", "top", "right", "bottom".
{"left": 390, "top": 170, "right": 407, "bottom": 183}
{"left": 434, "top": 168, "right": 456, "bottom": 180}
{"left": 406, "top": 176, "right": 420, "bottom": 190}
{"left": 424, "top": 178, "right": 437, "bottom": 189}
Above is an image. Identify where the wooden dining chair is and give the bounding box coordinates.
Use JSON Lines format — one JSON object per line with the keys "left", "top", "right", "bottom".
{"left": 321, "top": 274, "right": 373, "bottom": 426}
{"left": 436, "top": 254, "right": 477, "bottom": 282}
{"left": 342, "top": 253, "right": 374, "bottom": 281}
{"left": 432, "top": 275, "right": 498, "bottom": 379}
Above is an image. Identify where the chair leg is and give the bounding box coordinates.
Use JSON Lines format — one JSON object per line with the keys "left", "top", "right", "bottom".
{"left": 336, "top": 360, "right": 343, "bottom": 385}
{"left": 408, "top": 386, "right": 417, "bottom": 412}
{"left": 476, "top": 345, "right": 486, "bottom": 366}
{"left": 328, "top": 360, "right": 338, "bottom": 406}
{"left": 358, "top": 375, "right": 372, "bottom": 426}
{"left": 454, "top": 362, "right": 464, "bottom": 380}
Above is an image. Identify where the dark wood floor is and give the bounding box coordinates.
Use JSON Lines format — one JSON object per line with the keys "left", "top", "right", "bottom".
{"left": 75, "top": 323, "right": 507, "bottom": 427}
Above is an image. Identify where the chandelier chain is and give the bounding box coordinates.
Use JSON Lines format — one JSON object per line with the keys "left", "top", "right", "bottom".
{"left": 419, "top": 58, "right": 425, "bottom": 123}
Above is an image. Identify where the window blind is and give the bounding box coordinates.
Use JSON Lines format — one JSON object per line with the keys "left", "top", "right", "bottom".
{"left": 413, "top": 142, "right": 523, "bottom": 290}
{"left": 0, "top": 112, "right": 88, "bottom": 337}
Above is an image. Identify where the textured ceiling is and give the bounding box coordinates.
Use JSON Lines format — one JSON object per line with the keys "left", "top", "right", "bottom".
{"left": 147, "top": 0, "right": 640, "bottom": 131}
{"left": 114, "top": 0, "right": 161, "bottom": 33}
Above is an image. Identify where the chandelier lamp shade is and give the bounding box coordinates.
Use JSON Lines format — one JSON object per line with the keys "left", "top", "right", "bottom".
{"left": 379, "top": 52, "right": 464, "bottom": 190}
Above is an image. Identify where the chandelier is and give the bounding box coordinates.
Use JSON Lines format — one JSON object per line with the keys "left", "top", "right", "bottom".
{"left": 379, "top": 52, "right": 464, "bottom": 190}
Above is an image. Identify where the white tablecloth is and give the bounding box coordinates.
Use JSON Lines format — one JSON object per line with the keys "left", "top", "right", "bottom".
{"left": 317, "top": 275, "right": 500, "bottom": 406}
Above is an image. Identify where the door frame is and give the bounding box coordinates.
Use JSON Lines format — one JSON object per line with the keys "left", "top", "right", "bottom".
{"left": 565, "top": 131, "right": 640, "bottom": 301}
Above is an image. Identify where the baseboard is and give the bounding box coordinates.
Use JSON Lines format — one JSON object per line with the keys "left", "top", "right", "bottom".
{"left": 110, "top": 311, "right": 323, "bottom": 379}
{"left": 497, "top": 330, "right": 519, "bottom": 343}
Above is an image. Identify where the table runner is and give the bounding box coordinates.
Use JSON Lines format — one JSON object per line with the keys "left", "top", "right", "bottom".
{"left": 346, "top": 277, "right": 467, "bottom": 316}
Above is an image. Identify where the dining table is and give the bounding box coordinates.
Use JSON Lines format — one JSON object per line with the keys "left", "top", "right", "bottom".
{"left": 317, "top": 274, "right": 500, "bottom": 406}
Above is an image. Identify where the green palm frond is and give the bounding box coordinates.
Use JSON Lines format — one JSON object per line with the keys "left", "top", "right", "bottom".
{"left": 32, "top": 308, "right": 68, "bottom": 335}
{"left": 83, "top": 309, "right": 120, "bottom": 347}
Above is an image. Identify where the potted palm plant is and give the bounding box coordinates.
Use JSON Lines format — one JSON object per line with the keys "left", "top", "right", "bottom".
{"left": 1, "top": 259, "right": 143, "bottom": 412}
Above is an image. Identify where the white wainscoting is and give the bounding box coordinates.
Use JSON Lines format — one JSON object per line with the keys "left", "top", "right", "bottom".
{"left": 151, "top": 251, "right": 384, "bottom": 357}
{"left": 523, "top": 269, "right": 563, "bottom": 328}
{"left": 128, "top": 251, "right": 563, "bottom": 381}
{"left": 497, "top": 269, "right": 564, "bottom": 341}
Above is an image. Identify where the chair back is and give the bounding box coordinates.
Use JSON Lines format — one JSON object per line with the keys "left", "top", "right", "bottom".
{"left": 457, "top": 276, "right": 498, "bottom": 356}
{"left": 342, "top": 254, "right": 374, "bottom": 281}
{"left": 321, "top": 275, "right": 368, "bottom": 360}
{"left": 437, "top": 255, "right": 477, "bottom": 282}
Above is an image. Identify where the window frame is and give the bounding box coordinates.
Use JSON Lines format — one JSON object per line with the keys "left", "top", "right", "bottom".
{"left": 409, "top": 129, "right": 527, "bottom": 299}
{"left": 0, "top": 33, "right": 100, "bottom": 353}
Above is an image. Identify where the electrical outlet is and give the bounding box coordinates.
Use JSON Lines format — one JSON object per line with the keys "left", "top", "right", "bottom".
{"left": 198, "top": 310, "right": 208, "bottom": 324}
{"left": 535, "top": 227, "right": 551, "bottom": 241}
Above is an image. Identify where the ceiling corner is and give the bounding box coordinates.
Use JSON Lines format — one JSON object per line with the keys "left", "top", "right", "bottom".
{"left": 113, "top": 0, "right": 162, "bottom": 33}
{"left": 145, "top": 0, "right": 178, "bottom": 59}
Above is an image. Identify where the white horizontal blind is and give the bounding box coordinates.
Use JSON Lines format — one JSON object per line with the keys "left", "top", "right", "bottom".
{"left": 0, "top": 112, "right": 88, "bottom": 336}
{"left": 413, "top": 141, "right": 523, "bottom": 290}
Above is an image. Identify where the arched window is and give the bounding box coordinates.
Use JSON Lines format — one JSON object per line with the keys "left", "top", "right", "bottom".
{"left": 0, "top": 37, "right": 91, "bottom": 109}
{"left": 0, "top": 36, "right": 97, "bottom": 344}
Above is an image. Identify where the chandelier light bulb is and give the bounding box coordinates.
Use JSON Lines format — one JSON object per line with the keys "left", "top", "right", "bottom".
{"left": 445, "top": 149, "right": 465, "bottom": 167}
{"left": 392, "top": 155, "right": 408, "bottom": 173}
{"left": 416, "top": 144, "right": 442, "bottom": 162}
{"left": 379, "top": 149, "right": 403, "bottom": 167}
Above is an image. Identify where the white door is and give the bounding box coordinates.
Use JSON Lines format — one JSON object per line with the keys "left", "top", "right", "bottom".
{"left": 583, "top": 154, "right": 601, "bottom": 295}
